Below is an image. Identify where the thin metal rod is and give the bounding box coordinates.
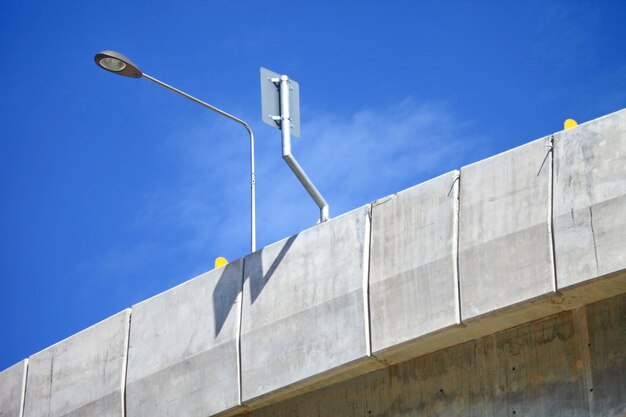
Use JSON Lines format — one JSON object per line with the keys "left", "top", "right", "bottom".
{"left": 142, "top": 73, "right": 256, "bottom": 252}
{"left": 279, "top": 75, "right": 329, "bottom": 222}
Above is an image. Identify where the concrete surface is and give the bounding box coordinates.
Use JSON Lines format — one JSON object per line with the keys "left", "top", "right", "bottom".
{"left": 23, "top": 309, "right": 130, "bottom": 417}
{"left": 553, "top": 108, "right": 626, "bottom": 289}
{"left": 125, "top": 261, "right": 242, "bottom": 417}
{"left": 240, "top": 205, "right": 376, "bottom": 406}
{"left": 585, "top": 293, "right": 626, "bottom": 416}
{"left": 0, "top": 359, "right": 27, "bottom": 417}
{"left": 243, "top": 293, "right": 626, "bottom": 417}
{"left": 459, "top": 137, "right": 555, "bottom": 320}
{"left": 370, "top": 171, "right": 460, "bottom": 359}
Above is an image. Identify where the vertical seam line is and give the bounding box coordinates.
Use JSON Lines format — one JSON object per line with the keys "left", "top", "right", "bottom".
{"left": 236, "top": 258, "right": 245, "bottom": 406}
{"left": 452, "top": 171, "right": 462, "bottom": 325}
{"left": 363, "top": 207, "right": 373, "bottom": 357}
{"left": 121, "top": 309, "right": 132, "bottom": 417}
{"left": 19, "top": 359, "right": 29, "bottom": 417}
{"left": 548, "top": 135, "right": 559, "bottom": 293}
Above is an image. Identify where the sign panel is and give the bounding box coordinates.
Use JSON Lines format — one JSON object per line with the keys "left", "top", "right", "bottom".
{"left": 260, "top": 67, "right": 300, "bottom": 137}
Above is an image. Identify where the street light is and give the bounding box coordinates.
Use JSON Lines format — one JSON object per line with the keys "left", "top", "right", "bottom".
{"left": 94, "top": 50, "right": 257, "bottom": 252}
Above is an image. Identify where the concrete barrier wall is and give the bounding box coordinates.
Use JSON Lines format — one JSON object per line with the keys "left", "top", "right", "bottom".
{"left": 22, "top": 309, "right": 130, "bottom": 417}
{"left": 3, "top": 108, "right": 626, "bottom": 416}
{"left": 0, "top": 360, "right": 27, "bottom": 417}
{"left": 553, "top": 111, "right": 626, "bottom": 288}
{"left": 241, "top": 205, "right": 378, "bottom": 407}
{"left": 459, "top": 137, "right": 555, "bottom": 320}
{"left": 369, "top": 171, "right": 460, "bottom": 361}
{"left": 125, "top": 261, "right": 242, "bottom": 417}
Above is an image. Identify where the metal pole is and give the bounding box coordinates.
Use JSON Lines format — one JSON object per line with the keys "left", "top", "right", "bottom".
{"left": 142, "top": 73, "right": 257, "bottom": 252}
{"left": 278, "top": 75, "right": 329, "bottom": 222}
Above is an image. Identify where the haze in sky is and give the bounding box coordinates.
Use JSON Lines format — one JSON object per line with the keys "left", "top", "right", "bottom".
{"left": 1, "top": 1, "right": 626, "bottom": 370}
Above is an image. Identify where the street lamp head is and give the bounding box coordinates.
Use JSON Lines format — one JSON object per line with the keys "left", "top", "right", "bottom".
{"left": 94, "top": 50, "right": 142, "bottom": 78}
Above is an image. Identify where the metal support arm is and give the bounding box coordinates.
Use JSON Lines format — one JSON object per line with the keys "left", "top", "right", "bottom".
{"left": 278, "top": 75, "right": 329, "bottom": 222}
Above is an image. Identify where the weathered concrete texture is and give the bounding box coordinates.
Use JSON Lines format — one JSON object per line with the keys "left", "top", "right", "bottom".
{"left": 459, "top": 137, "right": 554, "bottom": 320}
{"left": 125, "top": 261, "right": 242, "bottom": 417}
{"left": 553, "top": 108, "right": 626, "bottom": 289}
{"left": 0, "top": 359, "right": 27, "bottom": 417}
{"left": 370, "top": 171, "right": 460, "bottom": 360}
{"left": 586, "top": 293, "right": 626, "bottom": 416}
{"left": 241, "top": 205, "right": 378, "bottom": 406}
{"left": 23, "top": 310, "right": 130, "bottom": 417}
{"left": 243, "top": 293, "right": 626, "bottom": 417}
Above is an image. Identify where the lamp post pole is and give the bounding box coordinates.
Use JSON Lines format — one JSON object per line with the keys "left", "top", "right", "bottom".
{"left": 95, "top": 50, "right": 256, "bottom": 253}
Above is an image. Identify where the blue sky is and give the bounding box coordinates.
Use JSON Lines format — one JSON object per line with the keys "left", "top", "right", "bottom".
{"left": 1, "top": 1, "right": 625, "bottom": 370}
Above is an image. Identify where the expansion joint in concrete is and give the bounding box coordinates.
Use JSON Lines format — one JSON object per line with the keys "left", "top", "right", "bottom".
{"left": 547, "top": 134, "right": 558, "bottom": 293}
{"left": 19, "top": 359, "right": 28, "bottom": 417}
{"left": 451, "top": 171, "right": 462, "bottom": 325}
{"left": 121, "top": 310, "right": 132, "bottom": 417}
{"left": 363, "top": 208, "right": 373, "bottom": 357}
{"left": 236, "top": 258, "right": 245, "bottom": 406}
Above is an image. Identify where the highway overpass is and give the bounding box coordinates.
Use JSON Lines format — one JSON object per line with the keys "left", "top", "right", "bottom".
{"left": 2, "top": 108, "right": 625, "bottom": 416}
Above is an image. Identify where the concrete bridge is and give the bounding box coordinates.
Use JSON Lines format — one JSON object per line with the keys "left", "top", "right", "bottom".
{"left": 2, "top": 108, "right": 625, "bottom": 416}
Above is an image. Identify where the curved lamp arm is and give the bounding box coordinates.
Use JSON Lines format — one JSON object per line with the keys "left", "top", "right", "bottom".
{"left": 141, "top": 73, "right": 256, "bottom": 252}
{"left": 94, "top": 50, "right": 256, "bottom": 252}
{"left": 142, "top": 74, "right": 257, "bottom": 253}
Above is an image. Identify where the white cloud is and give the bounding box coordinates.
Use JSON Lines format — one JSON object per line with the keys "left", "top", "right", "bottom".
{"left": 91, "top": 99, "right": 490, "bottom": 281}
{"left": 256, "top": 99, "right": 490, "bottom": 241}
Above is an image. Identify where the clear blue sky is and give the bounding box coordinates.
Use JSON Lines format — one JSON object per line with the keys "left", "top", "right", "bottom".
{"left": 1, "top": 1, "right": 625, "bottom": 370}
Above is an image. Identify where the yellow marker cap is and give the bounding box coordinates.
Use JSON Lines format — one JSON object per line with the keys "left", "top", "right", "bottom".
{"left": 564, "top": 119, "right": 578, "bottom": 130}
{"left": 215, "top": 257, "right": 228, "bottom": 268}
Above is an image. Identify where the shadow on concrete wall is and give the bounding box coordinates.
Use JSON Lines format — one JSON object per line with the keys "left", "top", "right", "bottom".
{"left": 212, "top": 234, "right": 299, "bottom": 337}
{"left": 212, "top": 261, "right": 243, "bottom": 337}
{"left": 248, "top": 234, "right": 298, "bottom": 305}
